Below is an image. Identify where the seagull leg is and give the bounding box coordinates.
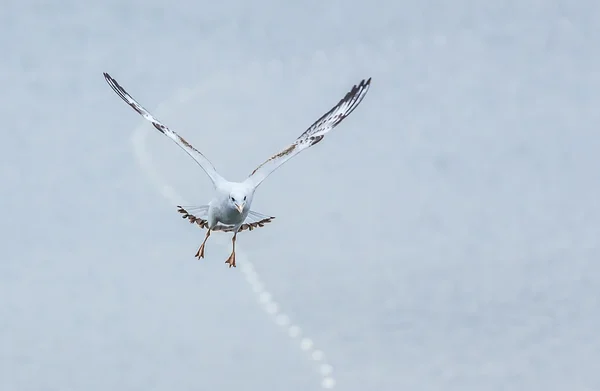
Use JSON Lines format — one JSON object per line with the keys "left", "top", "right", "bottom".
{"left": 195, "top": 229, "right": 211, "bottom": 259}
{"left": 225, "top": 231, "right": 238, "bottom": 268}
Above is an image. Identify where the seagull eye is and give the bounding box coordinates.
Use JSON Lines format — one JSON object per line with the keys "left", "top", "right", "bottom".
{"left": 243, "top": 196, "right": 246, "bottom": 201}
{"left": 230, "top": 196, "right": 235, "bottom": 201}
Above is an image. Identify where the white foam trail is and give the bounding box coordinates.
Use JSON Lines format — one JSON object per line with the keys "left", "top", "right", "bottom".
{"left": 130, "top": 88, "right": 337, "bottom": 390}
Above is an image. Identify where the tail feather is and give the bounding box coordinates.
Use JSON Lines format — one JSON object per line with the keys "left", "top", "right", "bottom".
{"left": 176, "top": 206, "right": 275, "bottom": 232}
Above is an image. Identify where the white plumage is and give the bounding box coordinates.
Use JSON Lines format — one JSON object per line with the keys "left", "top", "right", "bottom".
{"left": 104, "top": 72, "right": 371, "bottom": 268}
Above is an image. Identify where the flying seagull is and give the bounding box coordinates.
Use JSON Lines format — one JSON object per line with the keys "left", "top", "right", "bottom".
{"left": 103, "top": 72, "right": 371, "bottom": 268}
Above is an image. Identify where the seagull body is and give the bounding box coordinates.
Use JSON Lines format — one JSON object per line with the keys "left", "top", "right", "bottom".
{"left": 103, "top": 72, "right": 371, "bottom": 268}
{"left": 206, "top": 180, "right": 254, "bottom": 228}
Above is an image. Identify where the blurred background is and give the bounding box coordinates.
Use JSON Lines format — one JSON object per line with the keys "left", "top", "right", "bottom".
{"left": 2, "top": 0, "right": 600, "bottom": 390}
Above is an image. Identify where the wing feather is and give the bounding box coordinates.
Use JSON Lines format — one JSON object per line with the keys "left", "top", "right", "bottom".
{"left": 103, "top": 72, "right": 224, "bottom": 187}
{"left": 244, "top": 77, "right": 371, "bottom": 188}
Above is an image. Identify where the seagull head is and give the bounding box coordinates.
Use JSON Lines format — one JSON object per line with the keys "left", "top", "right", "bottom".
{"left": 229, "top": 191, "right": 247, "bottom": 214}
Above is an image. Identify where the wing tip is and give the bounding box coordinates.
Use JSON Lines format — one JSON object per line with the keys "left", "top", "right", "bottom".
{"left": 103, "top": 71, "right": 121, "bottom": 92}
{"left": 340, "top": 76, "right": 372, "bottom": 115}
{"left": 103, "top": 72, "right": 114, "bottom": 84}
{"left": 346, "top": 77, "right": 371, "bottom": 100}
{"left": 357, "top": 77, "right": 372, "bottom": 93}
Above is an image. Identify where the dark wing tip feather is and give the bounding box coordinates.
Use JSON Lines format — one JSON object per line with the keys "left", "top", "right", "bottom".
{"left": 302, "top": 76, "right": 372, "bottom": 137}
{"left": 103, "top": 72, "right": 126, "bottom": 99}
{"left": 341, "top": 77, "right": 371, "bottom": 118}
{"left": 103, "top": 72, "right": 146, "bottom": 115}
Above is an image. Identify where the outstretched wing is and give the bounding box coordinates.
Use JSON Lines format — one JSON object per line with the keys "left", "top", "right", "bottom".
{"left": 103, "top": 72, "right": 225, "bottom": 187}
{"left": 244, "top": 77, "right": 371, "bottom": 188}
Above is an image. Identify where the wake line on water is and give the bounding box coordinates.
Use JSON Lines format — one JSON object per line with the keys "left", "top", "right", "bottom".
{"left": 130, "top": 87, "right": 337, "bottom": 390}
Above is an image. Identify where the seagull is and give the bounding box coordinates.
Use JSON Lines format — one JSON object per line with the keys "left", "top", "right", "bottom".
{"left": 103, "top": 72, "right": 371, "bottom": 268}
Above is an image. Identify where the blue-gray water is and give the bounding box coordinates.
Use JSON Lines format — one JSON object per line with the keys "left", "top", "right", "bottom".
{"left": 2, "top": 1, "right": 600, "bottom": 390}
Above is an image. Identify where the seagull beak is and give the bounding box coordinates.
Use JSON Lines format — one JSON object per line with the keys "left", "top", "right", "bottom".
{"left": 235, "top": 203, "right": 244, "bottom": 214}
